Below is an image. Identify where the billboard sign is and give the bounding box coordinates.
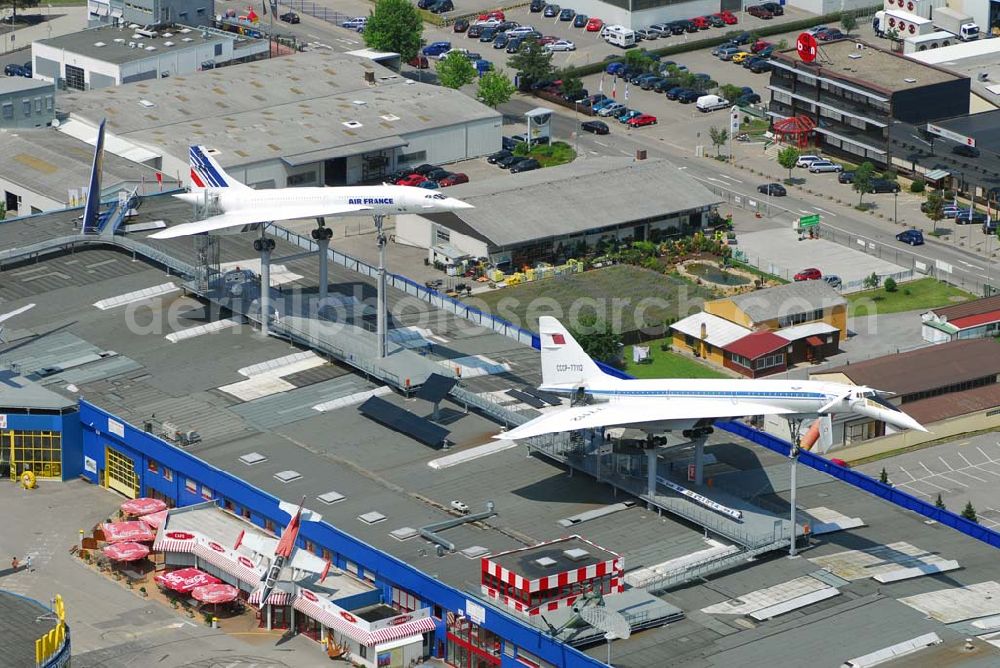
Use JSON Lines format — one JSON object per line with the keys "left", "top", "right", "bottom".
{"left": 926, "top": 123, "right": 975, "bottom": 147}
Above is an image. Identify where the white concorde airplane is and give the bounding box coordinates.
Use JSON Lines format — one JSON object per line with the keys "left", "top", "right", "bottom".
{"left": 499, "top": 316, "right": 927, "bottom": 441}
{"left": 149, "top": 146, "right": 473, "bottom": 239}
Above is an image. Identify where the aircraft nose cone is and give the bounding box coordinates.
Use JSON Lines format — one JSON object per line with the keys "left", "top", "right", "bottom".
{"left": 450, "top": 199, "right": 474, "bottom": 209}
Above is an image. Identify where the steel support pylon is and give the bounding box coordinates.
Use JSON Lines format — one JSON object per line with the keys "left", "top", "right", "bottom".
{"left": 374, "top": 215, "right": 387, "bottom": 358}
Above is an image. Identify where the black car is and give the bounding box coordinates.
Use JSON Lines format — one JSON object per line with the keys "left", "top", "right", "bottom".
{"left": 429, "top": 0, "right": 453, "bottom": 12}
{"left": 953, "top": 144, "right": 980, "bottom": 158}
{"left": 653, "top": 78, "right": 680, "bottom": 93}
{"left": 955, "top": 210, "right": 988, "bottom": 224}
{"left": 707, "top": 15, "right": 725, "bottom": 27}
{"left": 496, "top": 154, "right": 523, "bottom": 168}
{"left": 581, "top": 120, "right": 610, "bottom": 135}
{"left": 279, "top": 11, "right": 300, "bottom": 23}
{"left": 453, "top": 18, "right": 469, "bottom": 32}
{"left": 870, "top": 179, "right": 901, "bottom": 194}
{"left": 679, "top": 19, "right": 698, "bottom": 33}
{"left": 761, "top": 2, "right": 783, "bottom": 15}
{"left": 838, "top": 171, "right": 855, "bottom": 184}
{"left": 558, "top": 8, "right": 575, "bottom": 20}
{"left": 480, "top": 27, "right": 498, "bottom": 42}
{"left": 677, "top": 89, "right": 700, "bottom": 103}
{"left": 385, "top": 168, "right": 412, "bottom": 183}
{"left": 413, "top": 163, "right": 438, "bottom": 175}
{"left": 729, "top": 31, "right": 752, "bottom": 44}
{"left": 424, "top": 167, "right": 451, "bottom": 181}
{"left": 749, "top": 59, "right": 773, "bottom": 73}
{"left": 530, "top": 0, "right": 545, "bottom": 11}
{"left": 493, "top": 33, "right": 509, "bottom": 48}
{"left": 573, "top": 14, "right": 588, "bottom": 27}
{"left": 506, "top": 37, "right": 524, "bottom": 53}
{"left": 488, "top": 149, "right": 512, "bottom": 164}
{"left": 543, "top": 4, "right": 560, "bottom": 17}
{"left": 667, "top": 21, "right": 687, "bottom": 35}
{"left": 4, "top": 64, "right": 23, "bottom": 77}
{"left": 501, "top": 136, "right": 519, "bottom": 151}
{"left": 510, "top": 158, "right": 541, "bottom": 173}
{"left": 665, "top": 86, "right": 686, "bottom": 100}
{"left": 736, "top": 93, "right": 761, "bottom": 105}
{"left": 743, "top": 56, "right": 766, "bottom": 69}
{"left": 467, "top": 24, "right": 485, "bottom": 38}
{"left": 757, "top": 183, "right": 786, "bottom": 196}
{"left": 563, "top": 88, "right": 588, "bottom": 102}
{"left": 641, "top": 77, "right": 666, "bottom": 91}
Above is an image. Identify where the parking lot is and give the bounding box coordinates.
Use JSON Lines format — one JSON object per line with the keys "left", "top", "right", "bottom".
{"left": 856, "top": 434, "right": 1000, "bottom": 530}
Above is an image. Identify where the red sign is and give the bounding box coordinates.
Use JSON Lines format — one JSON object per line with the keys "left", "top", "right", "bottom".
{"left": 300, "top": 589, "right": 318, "bottom": 602}
{"left": 238, "top": 556, "right": 254, "bottom": 568}
{"left": 208, "top": 541, "right": 225, "bottom": 552}
{"left": 340, "top": 611, "right": 357, "bottom": 623}
{"left": 166, "top": 531, "right": 194, "bottom": 540}
{"left": 687, "top": 463, "right": 696, "bottom": 482}
{"left": 796, "top": 33, "right": 817, "bottom": 63}
{"left": 390, "top": 615, "right": 413, "bottom": 625}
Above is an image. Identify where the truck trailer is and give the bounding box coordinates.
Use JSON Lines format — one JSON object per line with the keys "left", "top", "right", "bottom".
{"left": 931, "top": 6, "right": 979, "bottom": 41}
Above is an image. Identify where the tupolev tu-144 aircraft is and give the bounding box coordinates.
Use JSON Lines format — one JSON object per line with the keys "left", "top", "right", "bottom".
{"left": 498, "top": 317, "right": 927, "bottom": 442}
{"left": 149, "top": 146, "right": 473, "bottom": 239}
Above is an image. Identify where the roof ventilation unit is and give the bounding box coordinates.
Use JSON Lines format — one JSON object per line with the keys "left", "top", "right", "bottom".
{"left": 563, "top": 548, "right": 590, "bottom": 562}
{"left": 534, "top": 556, "right": 558, "bottom": 568}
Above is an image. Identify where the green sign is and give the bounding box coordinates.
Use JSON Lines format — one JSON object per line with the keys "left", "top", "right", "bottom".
{"left": 798, "top": 214, "right": 820, "bottom": 228}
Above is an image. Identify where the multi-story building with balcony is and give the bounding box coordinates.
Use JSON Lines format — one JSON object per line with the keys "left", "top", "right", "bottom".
{"left": 767, "top": 39, "right": 969, "bottom": 166}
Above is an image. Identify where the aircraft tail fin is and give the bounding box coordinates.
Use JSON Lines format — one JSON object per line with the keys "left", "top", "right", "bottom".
{"left": 189, "top": 145, "right": 250, "bottom": 191}
{"left": 278, "top": 499, "right": 322, "bottom": 524}
{"left": 538, "top": 316, "right": 608, "bottom": 390}
{"left": 81, "top": 119, "right": 106, "bottom": 234}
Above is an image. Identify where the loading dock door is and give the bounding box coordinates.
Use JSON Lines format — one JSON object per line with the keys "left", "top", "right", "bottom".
{"left": 105, "top": 446, "right": 138, "bottom": 498}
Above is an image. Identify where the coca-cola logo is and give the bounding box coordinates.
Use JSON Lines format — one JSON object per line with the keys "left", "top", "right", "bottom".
{"left": 301, "top": 589, "right": 318, "bottom": 602}
{"left": 208, "top": 541, "right": 224, "bottom": 552}
{"left": 166, "top": 531, "right": 194, "bottom": 540}
{"left": 238, "top": 556, "right": 254, "bottom": 568}
{"left": 909, "top": 23, "right": 915, "bottom": 33}
{"left": 340, "top": 611, "right": 357, "bottom": 623}
{"left": 888, "top": 17, "right": 896, "bottom": 27}
{"left": 390, "top": 615, "right": 413, "bottom": 625}
{"left": 906, "top": 1, "right": 913, "bottom": 9}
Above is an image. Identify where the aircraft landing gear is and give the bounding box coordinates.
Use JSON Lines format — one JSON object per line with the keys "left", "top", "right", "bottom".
{"left": 682, "top": 426, "right": 714, "bottom": 439}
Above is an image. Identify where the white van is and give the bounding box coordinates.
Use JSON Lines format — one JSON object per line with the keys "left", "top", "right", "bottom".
{"left": 603, "top": 25, "right": 636, "bottom": 48}
{"left": 696, "top": 95, "right": 729, "bottom": 112}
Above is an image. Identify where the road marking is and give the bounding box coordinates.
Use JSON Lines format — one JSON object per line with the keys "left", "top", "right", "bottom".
{"left": 953, "top": 468, "right": 987, "bottom": 483}
{"left": 896, "top": 465, "right": 916, "bottom": 482}
{"left": 935, "top": 473, "right": 968, "bottom": 488}
{"left": 718, "top": 173, "right": 743, "bottom": 184}
{"left": 594, "top": 141, "right": 608, "bottom": 147}
{"left": 939, "top": 456, "right": 956, "bottom": 471}
{"left": 813, "top": 206, "right": 835, "bottom": 217}
{"left": 798, "top": 209, "right": 812, "bottom": 215}
{"left": 959, "top": 260, "right": 984, "bottom": 270}
{"left": 707, "top": 177, "right": 727, "bottom": 184}
{"left": 919, "top": 461, "right": 938, "bottom": 477}
{"left": 957, "top": 452, "right": 977, "bottom": 468}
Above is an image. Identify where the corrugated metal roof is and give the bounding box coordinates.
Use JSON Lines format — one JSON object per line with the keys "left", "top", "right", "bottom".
{"left": 671, "top": 312, "right": 751, "bottom": 347}
{"left": 822, "top": 339, "right": 1000, "bottom": 396}
{"left": 900, "top": 383, "right": 1000, "bottom": 425}
{"left": 927, "top": 294, "right": 1000, "bottom": 322}
{"left": 727, "top": 282, "right": 846, "bottom": 325}
{"left": 435, "top": 158, "right": 720, "bottom": 248}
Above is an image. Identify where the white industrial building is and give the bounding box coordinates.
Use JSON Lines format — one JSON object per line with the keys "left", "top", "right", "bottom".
{"left": 396, "top": 157, "right": 721, "bottom": 268}
{"left": 57, "top": 51, "right": 502, "bottom": 187}
{"left": 32, "top": 23, "right": 267, "bottom": 91}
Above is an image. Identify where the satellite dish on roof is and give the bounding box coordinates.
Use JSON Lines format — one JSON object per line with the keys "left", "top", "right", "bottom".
{"left": 579, "top": 605, "right": 631, "bottom": 640}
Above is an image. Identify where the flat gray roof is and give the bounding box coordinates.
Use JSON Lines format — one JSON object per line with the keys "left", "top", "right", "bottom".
{"left": 0, "top": 377, "right": 76, "bottom": 411}
{"left": 727, "top": 280, "right": 846, "bottom": 324}
{"left": 0, "top": 78, "right": 52, "bottom": 95}
{"left": 428, "top": 157, "right": 720, "bottom": 248}
{"left": 36, "top": 24, "right": 228, "bottom": 66}
{"left": 0, "top": 591, "right": 58, "bottom": 668}
{"left": 0, "top": 128, "right": 161, "bottom": 203}
{"left": 58, "top": 51, "right": 501, "bottom": 169}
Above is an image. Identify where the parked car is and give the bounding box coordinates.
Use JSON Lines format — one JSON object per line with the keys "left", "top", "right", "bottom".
{"left": 474, "top": 16, "right": 502, "bottom": 26}
{"left": 641, "top": 77, "right": 666, "bottom": 90}
{"left": 597, "top": 102, "right": 626, "bottom": 117}
{"left": 581, "top": 120, "right": 610, "bottom": 134}
{"left": 706, "top": 14, "right": 726, "bottom": 27}
{"left": 816, "top": 28, "right": 844, "bottom": 40}
{"left": 796, "top": 154, "right": 822, "bottom": 168}
{"left": 729, "top": 31, "right": 752, "bottom": 44}
{"left": 736, "top": 93, "right": 761, "bottom": 105}
{"left": 396, "top": 174, "right": 428, "bottom": 187}
{"left": 407, "top": 55, "right": 430, "bottom": 69}
{"left": 714, "top": 11, "right": 738, "bottom": 25}
{"left": 896, "top": 229, "right": 925, "bottom": 245}
{"left": 747, "top": 5, "right": 773, "bottom": 19}
{"left": 505, "top": 25, "right": 535, "bottom": 37}
{"left": 467, "top": 24, "right": 485, "bottom": 38}
{"left": 3, "top": 64, "right": 22, "bottom": 76}
{"left": 496, "top": 154, "right": 522, "bottom": 168}
{"left": 450, "top": 500, "right": 470, "bottom": 514}
{"left": 439, "top": 173, "right": 469, "bottom": 187}
{"left": 493, "top": 33, "right": 509, "bottom": 48}
{"left": 413, "top": 164, "right": 438, "bottom": 175}
{"left": 654, "top": 78, "right": 681, "bottom": 93}
{"left": 580, "top": 94, "right": 609, "bottom": 109}
{"left": 749, "top": 59, "right": 773, "bottom": 73}
{"left": 838, "top": 171, "right": 855, "bottom": 184}
{"left": 544, "top": 39, "right": 576, "bottom": 51}
{"left": 479, "top": 27, "right": 498, "bottom": 42}
{"left": 417, "top": 180, "right": 439, "bottom": 189}
{"left": 543, "top": 4, "right": 560, "bottom": 17}
{"left": 563, "top": 88, "right": 588, "bottom": 102}
{"left": 627, "top": 114, "right": 657, "bottom": 127}
{"left": 691, "top": 16, "right": 710, "bottom": 29}
{"left": 953, "top": 144, "right": 980, "bottom": 158}
{"left": 618, "top": 109, "right": 642, "bottom": 123}
{"left": 677, "top": 89, "right": 700, "bottom": 103}
{"left": 757, "top": 183, "right": 786, "bottom": 196}
{"left": 751, "top": 39, "right": 771, "bottom": 53}
{"left": 586, "top": 17, "right": 604, "bottom": 31}
{"left": 665, "top": 86, "right": 687, "bottom": 100}
{"left": 430, "top": 0, "right": 454, "bottom": 14}
{"left": 510, "top": 133, "right": 550, "bottom": 145}
{"left": 501, "top": 136, "right": 519, "bottom": 151}
{"left": 605, "top": 61, "right": 626, "bottom": 75}
{"left": 760, "top": 2, "right": 783, "bottom": 15}
{"left": 487, "top": 150, "right": 512, "bottom": 164}
{"left": 505, "top": 37, "right": 525, "bottom": 52}
{"left": 823, "top": 275, "right": 842, "bottom": 288}
{"left": 341, "top": 17, "right": 367, "bottom": 29}
{"left": 955, "top": 211, "right": 988, "bottom": 225}
{"left": 808, "top": 160, "right": 843, "bottom": 173}
{"left": 530, "top": 0, "right": 545, "bottom": 11}
{"left": 424, "top": 168, "right": 451, "bottom": 181}
{"left": 983, "top": 219, "right": 998, "bottom": 235}
{"left": 573, "top": 14, "right": 588, "bottom": 27}
{"left": 510, "top": 158, "right": 541, "bottom": 173}
{"left": 453, "top": 18, "right": 469, "bottom": 32}
{"left": 870, "top": 179, "right": 901, "bottom": 194}
{"left": 732, "top": 51, "right": 752, "bottom": 64}
{"left": 635, "top": 28, "right": 658, "bottom": 40}
{"left": 794, "top": 268, "right": 823, "bottom": 281}
{"left": 279, "top": 11, "right": 300, "bottom": 23}
{"left": 717, "top": 46, "right": 741, "bottom": 60}
{"left": 558, "top": 8, "right": 575, "bottom": 21}
{"left": 422, "top": 41, "right": 451, "bottom": 56}
{"left": 805, "top": 25, "right": 829, "bottom": 36}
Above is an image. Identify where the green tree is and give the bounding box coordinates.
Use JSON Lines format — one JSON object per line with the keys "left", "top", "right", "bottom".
{"left": 935, "top": 493, "right": 946, "bottom": 510}
{"left": 0, "top": 200, "right": 5, "bottom": 221}
{"left": 476, "top": 69, "right": 516, "bottom": 108}
{"left": 709, "top": 127, "right": 729, "bottom": 157}
{"left": 840, "top": 11, "right": 857, "bottom": 35}
{"left": 436, "top": 51, "right": 477, "bottom": 89}
{"left": 863, "top": 272, "right": 881, "bottom": 290}
{"left": 853, "top": 161, "right": 876, "bottom": 206}
{"left": 925, "top": 192, "right": 944, "bottom": 223}
{"left": 961, "top": 501, "right": 978, "bottom": 523}
{"left": 569, "top": 315, "right": 622, "bottom": 367}
{"left": 720, "top": 84, "right": 743, "bottom": 103}
{"left": 364, "top": 0, "right": 422, "bottom": 62}
{"left": 777, "top": 146, "right": 800, "bottom": 181}
{"left": 879, "top": 467, "right": 889, "bottom": 484}
{"left": 624, "top": 49, "right": 654, "bottom": 71}
{"left": 508, "top": 38, "right": 554, "bottom": 89}
{"left": 884, "top": 277, "right": 897, "bottom": 293}
{"left": 557, "top": 68, "right": 583, "bottom": 100}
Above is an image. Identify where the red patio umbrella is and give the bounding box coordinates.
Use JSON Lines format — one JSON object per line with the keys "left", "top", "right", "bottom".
{"left": 192, "top": 583, "right": 240, "bottom": 605}
{"left": 121, "top": 497, "right": 167, "bottom": 517}
{"left": 102, "top": 541, "right": 150, "bottom": 562}
{"left": 154, "top": 567, "right": 221, "bottom": 594}
{"left": 102, "top": 521, "right": 156, "bottom": 543}
{"left": 139, "top": 509, "right": 168, "bottom": 529}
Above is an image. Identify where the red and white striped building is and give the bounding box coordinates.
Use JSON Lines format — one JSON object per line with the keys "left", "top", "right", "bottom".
{"left": 480, "top": 536, "right": 623, "bottom": 616}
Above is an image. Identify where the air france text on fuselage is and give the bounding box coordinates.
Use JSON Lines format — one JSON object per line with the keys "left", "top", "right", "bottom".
{"left": 348, "top": 197, "right": 394, "bottom": 205}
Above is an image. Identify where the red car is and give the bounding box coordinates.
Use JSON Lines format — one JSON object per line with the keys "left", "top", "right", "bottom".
{"left": 714, "top": 11, "right": 737, "bottom": 25}
{"left": 477, "top": 9, "right": 504, "bottom": 21}
{"left": 408, "top": 55, "right": 429, "bottom": 69}
{"left": 794, "top": 268, "right": 822, "bottom": 281}
{"left": 627, "top": 114, "right": 657, "bottom": 127}
{"left": 538, "top": 35, "right": 558, "bottom": 45}
{"left": 751, "top": 39, "right": 771, "bottom": 53}
{"left": 586, "top": 17, "right": 603, "bottom": 31}
{"left": 396, "top": 174, "right": 428, "bottom": 187}
{"left": 747, "top": 4, "right": 773, "bottom": 18}
{"left": 438, "top": 173, "right": 469, "bottom": 187}
{"left": 691, "top": 16, "right": 710, "bottom": 29}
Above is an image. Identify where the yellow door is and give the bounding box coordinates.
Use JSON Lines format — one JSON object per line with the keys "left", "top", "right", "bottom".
{"left": 105, "top": 446, "right": 138, "bottom": 499}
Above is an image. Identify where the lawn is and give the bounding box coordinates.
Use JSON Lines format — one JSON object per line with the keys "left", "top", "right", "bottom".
{"left": 847, "top": 277, "right": 974, "bottom": 316}
{"left": 515, "top": 141, "right": 576, "bottom": 168}
{"left": 625, "top": 340, "right": 729, "bottom": 379}
{"left": 469, "top": 265, "right": 714, "bottom": 335}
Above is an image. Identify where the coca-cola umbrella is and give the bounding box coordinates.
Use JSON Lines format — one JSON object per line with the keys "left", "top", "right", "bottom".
{"left": 192, "top": 583, "right": 240, "bottom": 605}
{"left": 121, "top": 497, "right": 168, "bottom": 517}
{"left": 154, "top": 567, "right": 222, "bottom": 594}
{"left": 139, "top": 509, "right": 168, "bottom": 529}
{"left": 102, "top": 521, "right": 155, "bottom": 543}
{"left": 102, "top": 541, "right": 150, "bottom": 562}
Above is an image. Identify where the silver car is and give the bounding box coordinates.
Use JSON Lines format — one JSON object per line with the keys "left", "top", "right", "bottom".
{"left": 808, "top": 160, "right": 843, "bottom": 173}
{"left": 635, "top": 28, "right": 658, "bottom": 40}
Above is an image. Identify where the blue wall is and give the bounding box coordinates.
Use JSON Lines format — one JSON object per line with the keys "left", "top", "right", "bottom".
{"left": 2, "top": 411, "right": 81, "bottom": 481}
{"left": 78, "top": 401, "right": 604, "bottom": 668}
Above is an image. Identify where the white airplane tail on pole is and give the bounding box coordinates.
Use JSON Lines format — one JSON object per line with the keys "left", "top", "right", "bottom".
{"left": 538, "top": 316, "right": 607, "bottom": 390}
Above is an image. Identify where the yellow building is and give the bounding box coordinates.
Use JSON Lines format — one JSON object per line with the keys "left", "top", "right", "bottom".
{"left": 703, "top": 281, "right": 847, "bottom": 336}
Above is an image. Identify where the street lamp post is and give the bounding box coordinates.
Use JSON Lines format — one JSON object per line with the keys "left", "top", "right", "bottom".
{"left": 894, "top": 190, "right": 898, "bottom": 226}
